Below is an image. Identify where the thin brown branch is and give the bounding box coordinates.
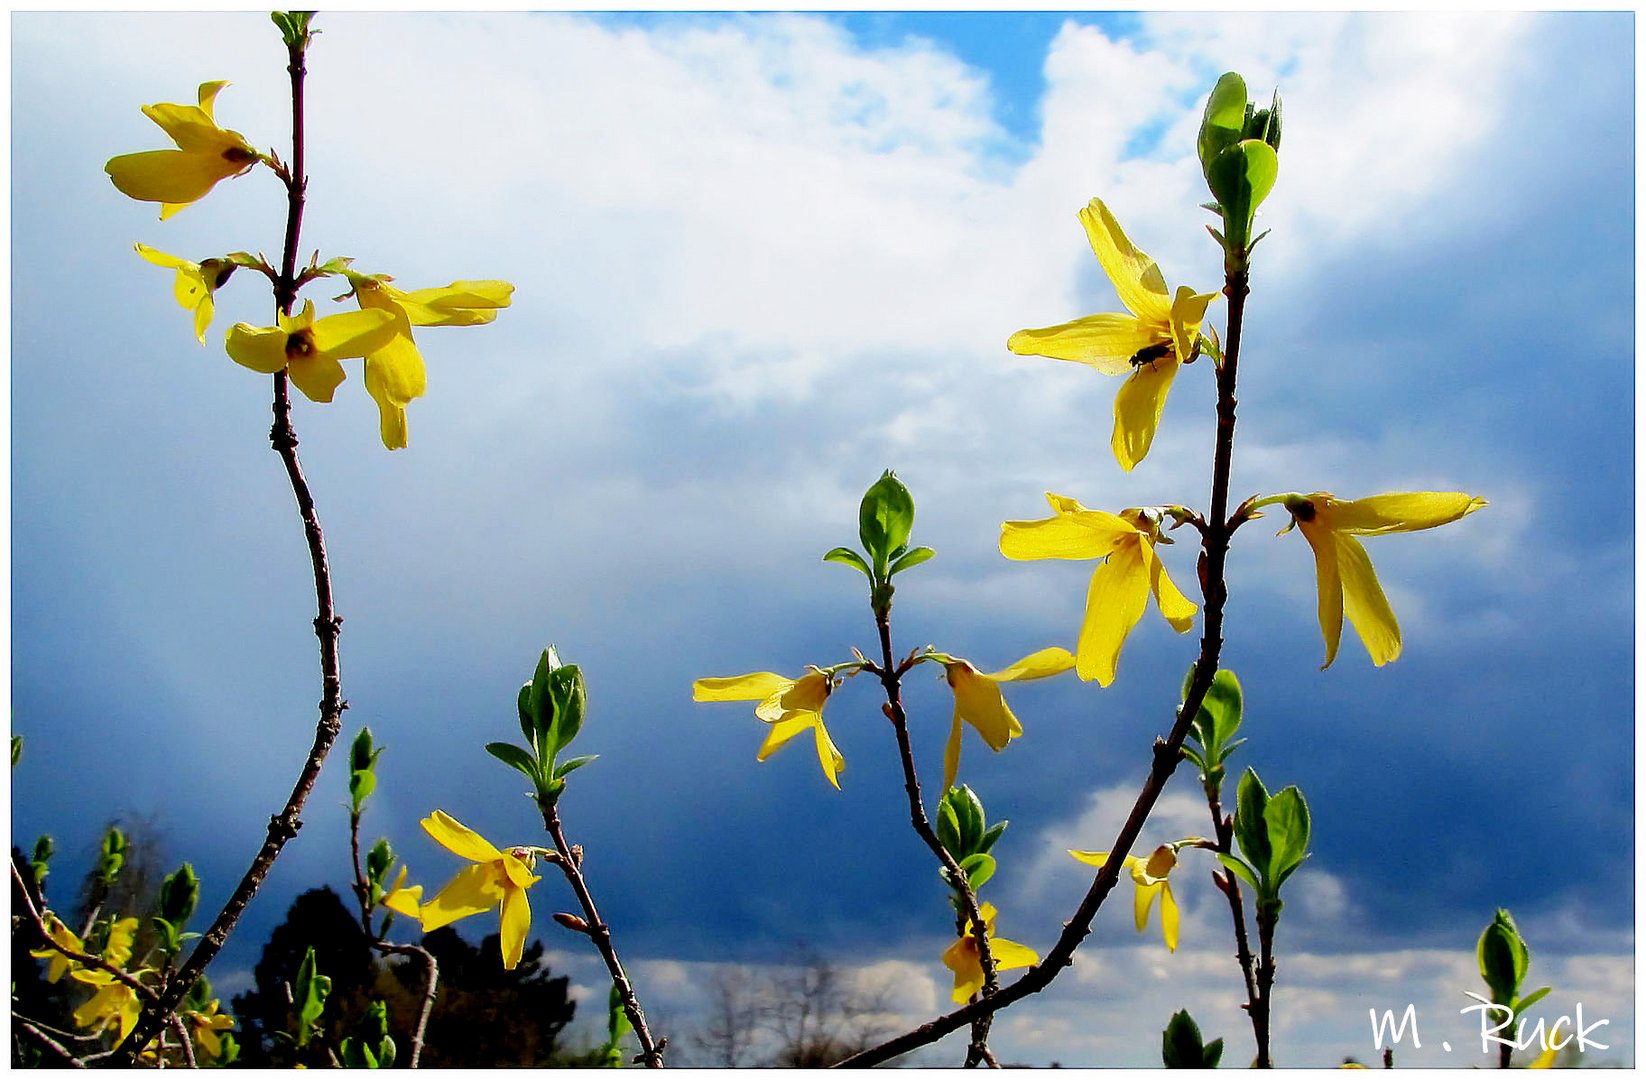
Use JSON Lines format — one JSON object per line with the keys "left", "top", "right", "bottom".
{"left": 1205, "top": 788, "right": 1261, "bottom": 1032}
{"left": 110, "top": 30, "right": 345, "bottom": 1066}
{"left": 539, "top": 805, "right": 664, "bottom": 1068}
{"left": 13, "top": 1016, "right": 88, "bottom": 1067}
{"left": 377, "top": 942, "right": 439, "bottom": 1069}
{"left": 836, "top": 268, "right": 1254, "bottom": 1069}
{"left": 868, "top": 603, "right": 998, "bottom": 1068}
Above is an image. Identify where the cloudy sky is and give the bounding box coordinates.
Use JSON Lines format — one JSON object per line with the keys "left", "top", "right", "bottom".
{"left": 10, "top": 9, "right": 1634, "bottom": 1068}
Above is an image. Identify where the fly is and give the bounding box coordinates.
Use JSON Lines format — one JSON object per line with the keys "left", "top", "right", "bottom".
{"left": 1128, "top": 342, "right": 1172, "bottom": 370}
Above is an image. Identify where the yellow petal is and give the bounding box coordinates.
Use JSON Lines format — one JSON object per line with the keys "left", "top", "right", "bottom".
{"left": 1075, "top": 540, "right": 1150, "bottom": 686}
{"left": 1134, "top": 878, "right": 1161, "bottom": 934}
{"left": 224, "top": 322, "right": 290, "bottom": 375}
{"left": 1158, "top": 879, "right": 1180, "bottom": 952}
{"left": 1299, "top": 520, "right": 1345, "bottom": 669}
{"left": 1336, "top": 533, "right": 1402, "bottom": 666}
{"left": 947, "top": 664, "right": 1017, "bottom": 751}
{"left": 498, "top": 882, "right": 531, "bottom": 970}
{"left": 1325, "top": 492, "right": 1488, "bottom": 536}
{"left": 381, "top": 883, "right": 424, "bottom": 920}
{"left": 287, "top": 352, "right": 346, "bottom": 404}
{"left": 942, "top": 711, "right": 964, "bottom": 792}
{"left": 999, "top": 509, "right": 1125, "bottom": 562}
{"left": 1141, "top": 540, "right": 1198, "bottom": 632}
{"left": 756, "top": 713, "right": 815, "bottom": 761}
{"left": 1068, "top": 849, "right": 1113, "bottom": 868}
{"left": 984, "top": 646, "right": 1077, "bottom": 683}
{"left": 811, "top": 718, "right": 846, "bottom": 790}
{"left": 307, "top": 308, "right": 398, "bottom": 363}
{"left": 106, "top": 149, "right": 229, "bottom": 209}
{"left": 693, "top": 672, "right": 792, "bottom": 703}
{"left": 395, "top": 280, "right": 516, "bottom": 326}
{"left": 1168, "top": 285, "right": 1217, "bottom": 360}
{"left": 499, "top": 850, "right": 541, "bottom": 891}
{"left": 779, "top": 672, "right": 832, "bottom": 715}
{"left": 989, "top": 936, "right": 1041, "bottom": 971}
{"left": 1007, "top": 313, "right": 1154, "bottom": 375}
{"left": 134, "top": 242, "right": 191, "bottom": 272}
{"left": 1078, "top": 198, "right": 1172, "bottom": 325}
{"left": 942, "top": 936, "right": 983, "bottom": 1003}
{"left": 418, "top": 862, "right": 505, "bottom": 932}
{"left": 422, "top": 810, "right": 506, "bottom": 863}
{"left": 192, "top": 288, "right": 215, "bottom": 345}
{"left": 1110, "top": 356, "right": 1180, "bottom": 472}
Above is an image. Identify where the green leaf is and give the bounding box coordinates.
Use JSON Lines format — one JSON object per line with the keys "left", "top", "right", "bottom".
{"left": 957, "top": 852, "right": 996, "bottom": 891}
{"left": 608, "top": 983, "right": 633, "bottom": 1041}
{"left": 10, "top": 734, "right": 20, "bottom": 769}
{"left": 517, "top": 683, "right": 535, "bottom": 745}
{"left": 1162, "top": 1009, "right": 1221, "bottom": 1068}
{"left": 888, "top": 546, "right": 936, "bottom": 576}
{"left": 955, "top": 785, "right": 986, "bottom": 855}
{"left": 1478, "top": 908, "right": 1530, "bottom": 1005}
{"left": 1513, "top": 985, "right": 1553, "bottom": 1020}
{"left": 1216, "top": 852, "right": 1260, "bottom": 891}
{"left": 554, "top": 754, "right": 599, "bottom": 780}
{"left": 823, "top": 547, "right": 873, "bottom": 578}
{"left": 977, "top": 820, "right": 1008, "bottom": 856}
{"left": 1233, "top": 767, "right": 1272, "bottom": 881}
{"left": 1207, "top": 140, "right": 1279, "bottom": 251}
{"left": 1264, "top": 786, "right": 1311, "bottom": 888}
{"left": 294, "top": 947, "right": 331, "bottom": 1047}
{"left": 349, "top": 727, "right": 379, "bottom": 775}
{"left": 1200, "top": 669, "right": 1244, "bottom": 752}
{"left": 936, "top": 796, "right": 962, "bottom": 857}
{"left": 486, "top": 741, "right": 540, "bottom": 778}
{"left": 349, "top": 768, "right": 376, "bottom": 809}
{"left": 858, "top": 470, "right": 916, "bottom": 578}
{"left": 548, "top": 663, "right": 588, "bottom": 754}
{"left": 159, "top": 863, "right": 200, "bottom": 927}
{"left": 1197, "top": 72, "right": 1249, "bottom": 179}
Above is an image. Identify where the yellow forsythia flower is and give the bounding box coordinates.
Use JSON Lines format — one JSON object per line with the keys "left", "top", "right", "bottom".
{"left": 185, "top": 998, "right": 236, "bottom": 1062}
{"left": 105, "top": 81, "right": 260, "bottom": 219}
{"left": 1070, "top": 845, "right": 1181, "bottom": 952}
{"left": 1276, "top": 491, "right": 1487, "bottom": 668}
{"left": 380, "top": 864, "right": 425, "bottom": 920}
{"left": 348, "top": 275, "right": 515, "bottom": 449}
{"left": 941, "top": 902, "right": 1039, "bottom": 1003}
{"left": 693, "top": 669, "right": 846, "bottom": 789}
{"left": 1000, "top": 495, "right": 1197, "bottom": 686}
{"left": 936, "top": 647, "right": 1074, "bottom": 790}
{"left": 28, "top": 914, "right": 84, "bottom": 983}
{"left": 415, "top": 811, "right": 541, "bottom": 971}
{"left": 224, "top": 300, "right": 397, "bottom": 403}
{"left": 1008, "top": 197, "right": 1218, "bottom": 471}
{"left": 135, "top": 244, "right": 232, "bottom": 344}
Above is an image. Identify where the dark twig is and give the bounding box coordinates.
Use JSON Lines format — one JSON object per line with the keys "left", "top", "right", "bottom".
{"left": 866, "top": 606, "right": 998, "bottom": 1068}
{"left": 13, "top": 1017, "right": 88, "bottom": 1067}
{"left": 1205, "top": 788, "right": 1261, "bottom": 1037}
{"left": 539, "top": 805, "right": 664, "bottom": 1068}
{"left": 111, "top": 28, "right": 347, "bottom": 1066}
{"left": 836, "top": 269, "right": 1254, "bottom": 1069}
{"left": 348, "top": 805, "right": 439, "bottom": 1068}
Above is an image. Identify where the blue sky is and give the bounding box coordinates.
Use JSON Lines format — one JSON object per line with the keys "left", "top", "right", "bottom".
{"left": 9, "top": 10, "right": 1634, "bottom": 1067}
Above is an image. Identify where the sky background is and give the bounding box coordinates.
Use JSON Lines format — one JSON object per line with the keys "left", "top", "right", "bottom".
{"left": 9, "top": 9, "right": 1635, "bottom": 1068}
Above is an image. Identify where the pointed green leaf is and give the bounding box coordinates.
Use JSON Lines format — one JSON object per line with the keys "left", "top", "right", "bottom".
{"left": 936, "top": 797, "right": 962, "bottom": 857}
{"left": 823, "top": 547, "right": 873, "bottom": 578}
{"left": 957, "top": 852, "right": 996, "bottom": 891}
{"left": 1265, "top": 785, "right": 1311, "bottom": 886}
{"left": 1216, "top": 852, "right": 1260, "bottom": 891}
{"left": 977, "top": 820, "right": 1008, "bottom": 856}
{"left": 554, "top": 754, "right": 599, "bottom": 780}
{"left": 888, "top": 545, "right": 936, "bottom": 576}
{"left": 1513, "top": 985, "right": 1553, "bottom": 1019}
{"left": 1233, "top": 767, "right": 1272, "bottom": 879}
{"left": 1198, "top": 72, "right": 1249, "bottom": 179}
{"left": 859, "top": 470, "right": 916, "bottom": 577}
{"left": 486, "top": 741, "right": 540, "bottom": 778}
